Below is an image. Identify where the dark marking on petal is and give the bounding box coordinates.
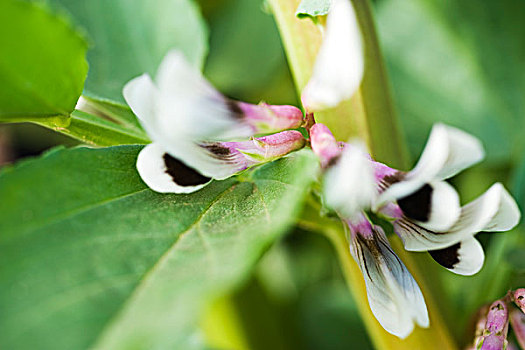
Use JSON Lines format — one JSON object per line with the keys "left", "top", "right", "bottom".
{"left": 397, "top": 183, "right": 433, "bottom": 222}
{"left": 326, "top": 154, "right": 341, "bottom": 168}
{"left": 225, "top": 98, "right": 244, "bottom": 120}
{"left": 382, "top": 172, "right": 406, "bottom": 186}
{"left": 429, "top": 242, "right": 461, "bottom": 269}
{"left": 205, "top": 144, "right": 231, "bottom": 156}
{"left": 355, "top": 234, "right": 374, "bottom": 282}
{"left": 379, "top": 171, "right": 406, "bottom": 192}
{"left": 163, "top": 153, "right": 211, "bottom": 186}
{"left": 201, "top": 143, "right": 235, "bottom": 163}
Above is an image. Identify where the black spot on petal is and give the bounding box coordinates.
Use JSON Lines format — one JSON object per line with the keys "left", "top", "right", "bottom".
{"left": 326, "top": 154, "right": 341, "bottom": 168}
{"left": 398, "top": 184, "right": 433, "bottom": 222}
{"left": 205, "top": 144, "right": 231, "bottom": 157}
{"left": 429, "top": 243, "right": 461, "bottom": 269}
{"left": 201, "top": 143, "right": 235, "bottom": 163}
{"left": 225, "top": 98, "right": 244, "bottom": 120}
{"left": 382, "top": 172, "right": 406, "bottom": 185}
{"left": 163, "top": 154, "right": 211, "bottom": 187}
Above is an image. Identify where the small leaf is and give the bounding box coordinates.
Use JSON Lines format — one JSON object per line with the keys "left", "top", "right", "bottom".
{"left": 0, "top": 0, "right": 88, "bottom": 120}
{"left": 0, "top": 146, "right": 318, "bottom": 350}
{"left": 295, "top": 0, "right": 331, "bottom": 19}
{"left": 48, "top": 0, "right": 209, "bottom": 103}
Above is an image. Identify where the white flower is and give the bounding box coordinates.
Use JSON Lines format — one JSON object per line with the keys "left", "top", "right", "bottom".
{"left": 301, "top": 0, "right": 365, "bottom": 111}
{"left": 393, "top": 182, "right": 520, "bottom": 275}
{"left": 123, "top": 51, "right": 305, "bottom": 193}
{"left": 370, "top": 124, "right": 520, "bottom": 275}
{"left": 309, "top": 123, "right": 376, "bottom": 220}
{"left": 314, "top": 122, "right": 520, "bottom": 276}
{"left": 323, "top": 141, "right": 376, "bottom": 220}
{"left": 346, "top": 214, "right": 429, "bottom": 338}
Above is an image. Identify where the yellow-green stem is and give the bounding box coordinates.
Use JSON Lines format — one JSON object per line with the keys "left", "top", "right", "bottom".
{"left": 269, "top": 0, "right": 458, "bottom": 348}
{"left": 299, "top": 201, "right": 457, "bottom": 350}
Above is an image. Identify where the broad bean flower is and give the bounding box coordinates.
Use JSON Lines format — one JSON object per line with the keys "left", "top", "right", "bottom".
{"left": 123, "top": 51, "right": 306, "bottom": 193}
{"left": 310, "top": 123, "right": 429, "bottom": 338}
{"left": 303, "top": 0, "right": 521, "bottom": 338}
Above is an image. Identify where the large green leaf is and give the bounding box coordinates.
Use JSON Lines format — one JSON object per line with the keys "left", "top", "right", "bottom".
{"left": 0, "top": 146, "right": 318, "bottom": 349}
{"left": 0, "top": 0, "right": 87, "bottom": 121}
{"left": 376, "top": 0, "right": 525, "bottom": 163}
{"left": 48, "top": 0, "right": 209, "bottom": 103}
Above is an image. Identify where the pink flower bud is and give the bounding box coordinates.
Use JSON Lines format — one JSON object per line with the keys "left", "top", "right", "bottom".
{"left": 509, "top": 308, "right": 525, "bottom": 350}
{"left": 477, "top": 300, "right": 509, "bottom": 350}
{"left": 513, "top": 289, "right": 525, "bottom": 313}
{"left": 309, "top": 123, "right": 340, "bottom": 168}
{"left": 204, "top": 130, "right": 306, "bottom": 173}
{"left": 237, "top": 102, "right": 303, "bottom": 133}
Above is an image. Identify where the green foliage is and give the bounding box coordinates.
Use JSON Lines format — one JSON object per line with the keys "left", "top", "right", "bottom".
{"left": 0, "top": 0, "right": 88, "bottom": 121}
{"left": 513, "top": 152, "right": 525, "bottom": 216}
{"left": 0, "top": 0, "right": 523, "bottom": 348}
{"left": 0, "top": 146, "right": 318, "bottom": 349}
{"left": 376, "top": 0, "right": 525, "bottom": 164}
{"left": 204, "top": 0, "right": 294, "bottom": 104}
{"left": 47, "top": 0, "right": 209, "bottom": 103}
{"left": 255, "top": 230, "right": 375, "bottom": 350}
{"left": 295, "top": 0, "right": 331, "bottom": 19}
{"left": 0, "top": 0, "right": 207, "bottom": 146}
{"left": 39, "top": 97, "right": 150, "bottom": 146}
{"left": 377, "top": 0, "right": 525, "bottom": 331}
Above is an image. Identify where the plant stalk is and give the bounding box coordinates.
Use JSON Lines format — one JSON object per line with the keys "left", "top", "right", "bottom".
{"left": 269, "top": 0, "right": 457, "bottom": 348}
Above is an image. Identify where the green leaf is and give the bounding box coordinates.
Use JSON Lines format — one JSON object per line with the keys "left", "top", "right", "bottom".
{"left": 48, "top": 0, "right": 209, "bottom": 103}
{"left": 0, "top": 146, "right": 318, "bottom": 350}
{"left": 38, "top": 97, "right": 150, "bottom": 146}
{"left": 0, "top": 0, "right": 88, "bottom": 121}
{"left": 295, "top": 0, "right": 331, "bottom": 19}
{"left": 376, "top": 0, "right": 525, "bottom": 163}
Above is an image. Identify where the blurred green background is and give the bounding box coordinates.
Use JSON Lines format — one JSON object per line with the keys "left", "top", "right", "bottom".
{"left": 1, "top": 0, "right": 524, "bottom": 348}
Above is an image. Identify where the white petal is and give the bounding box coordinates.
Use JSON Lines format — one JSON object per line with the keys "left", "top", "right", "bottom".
{"left": 395, "top": 183, "right": 518, "bottom": 251}
{"left": 482, "top": 183, "right": 521, "bottom": 231}
{"left": 349, "top": 226, "right": 429, "bottom": 338}
{"left": 301, "top": 0, "right": 364, "bottom": 111}
{"left": 411, "top": 124, "right": 485, "bottom": 181}
{"left": 425, "top": 181, "right": 461, "bottom": 231}
{"left": 433, "top": 124, "right": 485, "bottom": 180}
{"left": 123, "top": 73, "right": 157, "bottom": 123}
{"left": 448, "top": 183, "right": 517, "bottom": 236}
{"left": 397, "top": 181, "right": 460, "bottom": 232}
{"left": 167, "top": 140, "right": 243, "bottom": 180}
{"left": 75, "top": 96, "right": 90, "bottom": 111}
{"left": 393, "top": 220, "right": 446, "bottom": 252}
{"left": 429, "top": 237, "right": 484, "bottom": 275}
{"left": 136, "top": 143, "right": 211, "bottom": 194}
{"left": 155, "top": 50, "right": 252, "bottom": 141}
{"left": 323, "top": 141, "right": 376, "bottom": 219}
{"left": 377, "top": 124, "right": 484, "bottom": 205}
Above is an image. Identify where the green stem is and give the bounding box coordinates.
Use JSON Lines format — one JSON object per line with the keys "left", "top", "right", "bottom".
{"left": 299, "top": 200, "right": 457, "bottom": 350}
{"left": 269, "top": 0, "right": 457, "bottom": 348}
